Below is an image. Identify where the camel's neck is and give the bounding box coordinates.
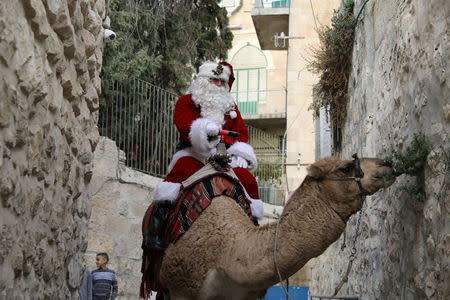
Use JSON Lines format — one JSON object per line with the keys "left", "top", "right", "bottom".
{"left": 238, "top": 179, "right": 348, "bottom": 288}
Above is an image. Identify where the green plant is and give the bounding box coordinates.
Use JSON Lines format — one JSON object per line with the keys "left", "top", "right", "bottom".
{"left": 307, "top": 0, "right": 355, "bottom": 130}
{"left": 384, "top": 133, "right": 432, "bottom": 201}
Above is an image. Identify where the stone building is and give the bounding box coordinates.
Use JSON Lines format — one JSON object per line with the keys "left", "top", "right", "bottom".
{"left": 310, "top": 0, "right": 449, "bottom": 299}
{"left": 0, "top": 0, "right": 105, "bottom": 298}
{"left": 223, "top": 0, "right": 341, "bottom": 286}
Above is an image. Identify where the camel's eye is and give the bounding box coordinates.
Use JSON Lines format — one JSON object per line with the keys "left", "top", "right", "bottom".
{"left": 339, "top": 166, "right": 353, "bottom": 175}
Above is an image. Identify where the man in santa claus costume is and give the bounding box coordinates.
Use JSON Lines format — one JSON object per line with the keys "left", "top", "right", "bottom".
{"left": 147, "top": 61, "right": 264, "bottom": 250}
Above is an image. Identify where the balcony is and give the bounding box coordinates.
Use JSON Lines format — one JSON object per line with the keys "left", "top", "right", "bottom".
{"left": 251, "top": 0, "right": 290, "bottom": 50}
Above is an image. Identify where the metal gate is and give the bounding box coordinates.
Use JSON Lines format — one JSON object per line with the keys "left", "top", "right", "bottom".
{"left": 248, "top": 125, "right": 286, "bottom": 206}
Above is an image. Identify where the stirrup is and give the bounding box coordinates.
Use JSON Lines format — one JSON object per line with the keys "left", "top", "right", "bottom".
{"left": 147, "top": 202, "right": 172, "bottom": 251}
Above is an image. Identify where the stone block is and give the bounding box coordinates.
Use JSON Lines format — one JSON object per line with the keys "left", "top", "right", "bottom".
{"left": 0, "top": 17, "right": 15, "bottom": 67}
{"left": 84, "top": 82, "right": 99, "bottom": 112}
{"left": 67, "top": 253, "right": 83, "bottom": 289}
{"left": 83, "top": 8, "right": 101, "bottom": 35}
{"left": 130, "top": 202, "right": 150, "bottom": 219}
{"left": 117, "top": 200, "right": 128, "bottom": 217}
{"left": 17, "top": 55, "right": 48, "bottom": 103}
{"left": 10, "top": 244, "right": 23, "bottom": 276}
{"left": 95, "top": 0, "right": 106, "bottom": 18}
{"left": 71, "top": 1, "right": 84, "bottom": 30}
{"left": 22, "top": 0, "right": 51, "bottom": 40}
{"left": 61, "top": 64, "right": 83, "bottom": 101}
{"left": 44, "top": 32, "right": 64, "bottom": 65}
{"left": 87, "top": 233, "right": 114, "bottom": 253}
{"left": 48, "top": 78, "right": 63, "bottom": 113}
{"left": 92, "top": 157, "right": 117, "bottom": 177}
{"left": 93, "top": 137, "right": 118, "bottom": 159}
{"left": 81, "top": 29, "right": 96, "bottom": 57}
{"left": 86, "top": 53, "right": 96, "bottom": 75}
{"left": 106, "top": 216, "right": 129, "bottom": 236}
{"left": 79, "top": 150, "right": 93, "bottom": 165}
{"left": 14, "top": 18, "right": 33, "bottom": 68}
{"left": 94, "top": 46, "right": 103, "bottom": 69}
{"left": 90, "top": 194, "right": 117, "bottom": 215}
{"left": 115, "top": 236, "right": 140, "bottom": 259}
{"left": 89, "top": 174, "right": 104, "bottom": 194}
{"left": 93, "top": 70, "right": 102, "bottom": 94}
{"left": 89, "top": 214, "right": 106, "bottom": 232}
{"left": 129, "top": 223, "right": 141, "bottom": 242}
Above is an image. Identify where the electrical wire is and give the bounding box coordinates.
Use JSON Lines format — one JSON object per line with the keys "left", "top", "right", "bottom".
{"left": 309, "top": 0, "right": 319, "bottom": 31}
{"left": 354, "top": 0, "right": 370, "bottom": 27}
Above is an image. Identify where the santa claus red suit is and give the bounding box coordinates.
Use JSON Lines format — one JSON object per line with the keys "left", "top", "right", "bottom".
{"left": 153, "top": 61, "right": 264, "bottom": 220}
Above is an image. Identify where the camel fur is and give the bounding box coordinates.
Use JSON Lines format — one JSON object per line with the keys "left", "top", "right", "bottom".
{"left": 159, "top": 156, "right": 395, "bottom": 300}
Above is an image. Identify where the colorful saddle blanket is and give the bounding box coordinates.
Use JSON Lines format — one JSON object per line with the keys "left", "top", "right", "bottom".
{"left": 140, "top": 166, "right": 254, "bottom": 298}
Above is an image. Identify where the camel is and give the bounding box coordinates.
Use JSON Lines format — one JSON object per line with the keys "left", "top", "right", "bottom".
{"left": 158, "top": 156, "right": 395, "bottom": 300}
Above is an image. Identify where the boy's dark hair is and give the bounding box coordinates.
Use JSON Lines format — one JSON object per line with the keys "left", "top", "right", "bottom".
{"left": 96, "top": 252, "right": 109, "bottom": 262}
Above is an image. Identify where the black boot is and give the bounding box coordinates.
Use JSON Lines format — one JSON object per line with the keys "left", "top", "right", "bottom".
{"left": 146, "top": 201, "right": 172, "bottom": 251}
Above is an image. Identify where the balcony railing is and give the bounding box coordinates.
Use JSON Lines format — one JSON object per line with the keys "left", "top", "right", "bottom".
{"left": 255, "top": 0, "right": 290, "bottom": 8}
{"left": 232, "top": 89, "right": 287, "bottom": 116}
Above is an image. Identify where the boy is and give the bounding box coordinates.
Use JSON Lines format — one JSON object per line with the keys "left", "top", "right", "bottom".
{"left": 92, "top": 252, "right": 118, "bottom": 300}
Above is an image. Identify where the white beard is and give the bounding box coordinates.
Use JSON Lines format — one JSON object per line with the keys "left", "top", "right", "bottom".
{"left": 187, "top": 77, "right": 236, "bottom": 126}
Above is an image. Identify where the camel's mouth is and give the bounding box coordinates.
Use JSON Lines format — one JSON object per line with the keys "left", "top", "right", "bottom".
{"left": 374, "top": 171, "right": 396, "bottom": 186}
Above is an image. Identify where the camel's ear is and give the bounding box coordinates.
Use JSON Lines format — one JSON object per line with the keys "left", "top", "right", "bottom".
{"left": 308, "top": 165, "right": 325, "bottom": 179}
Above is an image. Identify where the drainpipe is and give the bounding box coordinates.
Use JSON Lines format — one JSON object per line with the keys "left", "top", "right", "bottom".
{"left": 282, "top": 1, "right": 291, "bottom": 200}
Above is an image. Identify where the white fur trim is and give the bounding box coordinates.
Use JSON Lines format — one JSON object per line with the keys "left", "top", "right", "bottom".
{"left": 167, "top": 147, "right": 215, "bottom": 173}
{"left": 153, "top": 181, "right": 182, "bottom": 203}
{"left": 229, "top": 110, "right": 237, "bottom": 119}
{"left": 198, "top": 61, "right": 231, "bottom": 82}
{"left": 250, "top": 198, "right": 264, "bottom": 220}
{"left": 227, "top": 142, "right": 258, "bottom": 171}
{"left": 187, "top": 77, "right": 236, "bottom": 126}
{"left": 189, "top": 118, "right": 220, "bottom": 153}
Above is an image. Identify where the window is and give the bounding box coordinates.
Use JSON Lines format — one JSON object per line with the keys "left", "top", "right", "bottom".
{"left": 231, "top": 45, "right": 268, "bottom": 114}
{"left": 219, "top": 0, "right": 238, "bottom": 7}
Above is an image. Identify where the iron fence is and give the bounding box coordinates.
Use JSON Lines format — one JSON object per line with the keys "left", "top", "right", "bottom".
{"left": 99, "top": 79, "right": 287, "bottom": 206}
{"left": 98, "top": 78, "right": 178, "bottom": 178}
{"left": 248, "top": 125, "right": 287, "bottom": 206}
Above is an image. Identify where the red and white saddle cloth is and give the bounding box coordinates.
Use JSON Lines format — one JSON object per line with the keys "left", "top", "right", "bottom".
{"left": 140, "top": 164, "right": 256, "bottom": 298}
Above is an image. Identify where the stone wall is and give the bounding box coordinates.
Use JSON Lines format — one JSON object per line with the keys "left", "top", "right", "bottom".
{"left": 310, "top": 0, "right": 449, "bottom": 299}
{"left": 0, "top": 0, "right": 104, "bottom": 298}
{"left": 87, "top": 137, "right": 159, "bottom": 299}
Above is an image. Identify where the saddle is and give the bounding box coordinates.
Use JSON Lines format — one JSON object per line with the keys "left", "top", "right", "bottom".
{"left": 140, "top": 163, "right": 255, "bottom": 298}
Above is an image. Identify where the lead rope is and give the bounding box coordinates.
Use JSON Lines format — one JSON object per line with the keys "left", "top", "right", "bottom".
{"left": 330, "top": 196, "right": 365, "bottom": 298}
{"left": 274, "top": 215, "right": 294, "bottom": 300}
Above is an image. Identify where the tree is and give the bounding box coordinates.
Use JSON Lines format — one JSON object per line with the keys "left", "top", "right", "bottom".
{"left": 101, "top": 0, "right": 233, "bottom": 94}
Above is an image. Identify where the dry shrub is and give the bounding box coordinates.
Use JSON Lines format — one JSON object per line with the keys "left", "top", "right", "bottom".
{"left": 307, "top": 0, "right": 355, "bottom": 128}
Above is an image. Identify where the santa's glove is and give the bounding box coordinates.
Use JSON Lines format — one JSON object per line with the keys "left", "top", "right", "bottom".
{"left": 190, "top": 118, "right": 221, "bottom": 153}
{"left": 206, "top": 122, "right": 220, "bottom": 138}
{"left": 230, "top": 155, "right": 249, "bottom": 169}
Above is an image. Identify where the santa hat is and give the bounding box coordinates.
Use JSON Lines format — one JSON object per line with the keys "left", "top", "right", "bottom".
{"left": 198, "top": 61, "right": 235, "bottom": 91}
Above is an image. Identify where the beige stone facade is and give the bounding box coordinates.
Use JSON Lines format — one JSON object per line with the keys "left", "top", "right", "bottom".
{"left": 225, "top": 0, "right": 341, "bottom": 287}
{"left": 284, "top": 0, "right": 341, "bottom": 191}
{"left": 0, "top": 0, "right": 105, "bottom": 298}
{"left": 226, "top": 0, "right": 340, "bottom": 191}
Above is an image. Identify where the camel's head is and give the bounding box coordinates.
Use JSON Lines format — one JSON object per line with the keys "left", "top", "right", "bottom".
{"left": 307, "top": 156, "right": 396, "bottom": 216}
